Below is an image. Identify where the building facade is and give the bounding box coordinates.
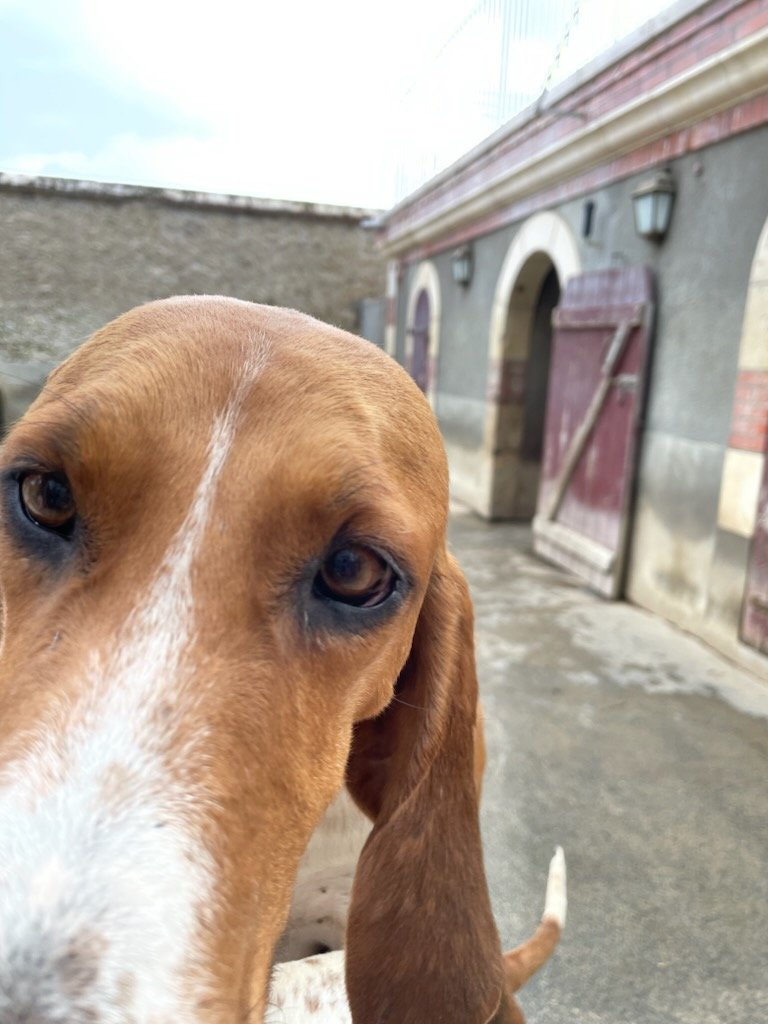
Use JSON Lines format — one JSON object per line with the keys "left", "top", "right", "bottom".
{"left": 378, "top": 0, "right": 768, "bottom": 678}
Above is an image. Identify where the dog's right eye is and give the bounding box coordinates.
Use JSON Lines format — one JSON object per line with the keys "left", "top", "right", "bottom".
{"left": 19, "top": 472, "right": 77, "bottom": 537}
{"left": 314, "top": 544, "right": 395, "bottom": 607}
{"left": 299, "top": 534, "right": 410, "bottom": 636}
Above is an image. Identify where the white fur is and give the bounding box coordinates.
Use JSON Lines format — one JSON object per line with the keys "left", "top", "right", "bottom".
{"left": 268, "top": 950, "right": 350, "bottom": 1024}
{"left": 0, "top": 358, "right": 264, "bottom": 1020}
{"left": 543, "top": 846, "right": 567, "bottom": 927}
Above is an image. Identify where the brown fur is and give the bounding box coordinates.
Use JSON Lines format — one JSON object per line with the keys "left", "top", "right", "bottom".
{"left": 345, "top": 563, "right": 505, "bottom": 1023}
{"left": 0, "top": 296, "right": 559, "bottom": 1022}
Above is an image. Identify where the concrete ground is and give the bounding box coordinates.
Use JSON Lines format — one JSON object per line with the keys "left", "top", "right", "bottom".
{"left": 450, "top": 511, "right": 768, "bottom": 1024}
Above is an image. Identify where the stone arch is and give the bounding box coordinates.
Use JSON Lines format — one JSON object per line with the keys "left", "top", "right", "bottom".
{"left": 717, "top": 215, "right": 768, "bottom": 542}
{"left": 405, "top": 261, "right": 441, "bottom": 408}
{"left": 482, "top": 211, "right": 581, "bottom": 519}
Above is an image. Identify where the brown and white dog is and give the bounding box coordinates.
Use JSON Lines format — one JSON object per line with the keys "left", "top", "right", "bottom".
{"left": 0, "top": 296, "right": 565, "bottom": 1023}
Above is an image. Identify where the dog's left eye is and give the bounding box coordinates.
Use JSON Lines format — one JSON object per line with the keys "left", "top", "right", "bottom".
{"left": 19, "top": 472, "right": 77, "bottom": 536}
{"left": 314, "top": 544, "right": 395, "bottom": 607}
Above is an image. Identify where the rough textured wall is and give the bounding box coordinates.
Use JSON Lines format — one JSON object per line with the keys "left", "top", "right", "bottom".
{"left": 0, "top": 360, "right": 54, "bottom": 436}
{"left": 0, "top": 177, "right": 386, "bottom": 364}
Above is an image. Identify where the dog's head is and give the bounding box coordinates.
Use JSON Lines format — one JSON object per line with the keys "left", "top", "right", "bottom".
{"left": 0, "top": 297, "right": 508, "bottom": 1022}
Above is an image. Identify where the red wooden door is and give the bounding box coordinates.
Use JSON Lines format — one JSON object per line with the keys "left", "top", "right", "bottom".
{"left": 411, "top": 290, "right": 430, "bottom": 393}
{"left": 741, "top": 457, "right": 768, "bottom": 651}
{"left": 533, "top": 266, "right": 655, "bottom": 598}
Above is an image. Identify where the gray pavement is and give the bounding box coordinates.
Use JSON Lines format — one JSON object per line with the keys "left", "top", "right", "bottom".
{"left": 450, "top": 511, "right": 768, "bottom": 1024}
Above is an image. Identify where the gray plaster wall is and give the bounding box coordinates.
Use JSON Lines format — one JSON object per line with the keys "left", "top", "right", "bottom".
{"left": 572, "top": 131, "right": 768, "bottom": 655}
{"left": 552, "top": 134, "right": 767, "bottom": 449}
{"left": 0, "top": 178, "right": 386, "bottom": 368}
{"left": 398, "top": 227, "right": 515, "bottom": 449}
{"left": 395, "top": 265, "right": 409, "bottom": 366}
{"left": 434, "top": 236, "right": 510, "bottom": 449}
{"left": 394, "top": 123, "right": 768, "bottom": 663}
{"left": 357, "top": 297, "right": 386, "bottom": 348}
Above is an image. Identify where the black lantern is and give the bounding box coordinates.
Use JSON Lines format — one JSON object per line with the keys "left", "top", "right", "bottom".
{"left": 451, "top": 244, "right": 473, "bottom": 286}
{"left": 631, "top": 169, "right": 676, "bottom": 242}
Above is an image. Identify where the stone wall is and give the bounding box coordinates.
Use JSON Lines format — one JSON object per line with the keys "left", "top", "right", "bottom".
{"left": 0, "top": 174, "right": 386, "bottom": 366}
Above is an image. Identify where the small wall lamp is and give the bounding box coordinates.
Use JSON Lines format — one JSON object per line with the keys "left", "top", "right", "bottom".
{"left": 631, "top": 168, "right": 676, "bottom": 242}
{"left": 451, "top": 244, "right": 473, "bottom": 286}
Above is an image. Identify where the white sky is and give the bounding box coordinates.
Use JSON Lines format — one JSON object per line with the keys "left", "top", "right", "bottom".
{"left": 0, "top": 0, "right": 672, "bottom": 209}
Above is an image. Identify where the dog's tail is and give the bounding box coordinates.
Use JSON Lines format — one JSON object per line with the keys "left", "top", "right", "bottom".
{"left": 502, "top": 846, "right": 567, "bottom": 994}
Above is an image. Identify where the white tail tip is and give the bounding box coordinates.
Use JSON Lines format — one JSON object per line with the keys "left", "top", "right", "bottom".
{"left": 543, "top": 845, "right": 567, "bottom": 928}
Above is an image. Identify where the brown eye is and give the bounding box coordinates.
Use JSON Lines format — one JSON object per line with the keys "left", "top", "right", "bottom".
{"left": 316, "top": 544, "right": 395, "bottom": 607}
{"left": 20, "top": 472, "right": 76, "bottom": 534}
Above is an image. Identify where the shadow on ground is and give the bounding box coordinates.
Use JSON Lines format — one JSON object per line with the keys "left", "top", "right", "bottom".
{"left": 449, "top": 512, "right": 768, "bottom": 1024}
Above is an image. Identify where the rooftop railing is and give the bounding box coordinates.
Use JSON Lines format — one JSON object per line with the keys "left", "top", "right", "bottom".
{"left": 393, "top": 0, "right": 679, "bottom": 203}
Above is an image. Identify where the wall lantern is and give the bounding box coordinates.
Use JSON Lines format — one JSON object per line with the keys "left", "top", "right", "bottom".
{"left": 451, "top": 244, "right": 473, "bottom": 286}
{"left": 631, "top": 169, "right": 676, "bottom": 242}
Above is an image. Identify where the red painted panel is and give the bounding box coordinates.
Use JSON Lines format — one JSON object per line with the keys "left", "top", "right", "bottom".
{"left": 741, "top": 453, "right": 768, "bottom": 651}
{"left": 534, "top": 266, "right": 655, "bottom": 597}
{"left": 487, "top": 357, "right": 527, "bottom": 404}
{"left": 729, "top": 369, "right": 768, "bottom": 451}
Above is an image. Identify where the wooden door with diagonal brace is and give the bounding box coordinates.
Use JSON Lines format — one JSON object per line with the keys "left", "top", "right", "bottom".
{"left": 533, "top": 266, "right": 655, "bottom": 598}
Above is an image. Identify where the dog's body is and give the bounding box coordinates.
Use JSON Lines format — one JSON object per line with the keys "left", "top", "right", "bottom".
{"left": 0, "top": 297, "right": 564, "bottom": 1023}
{"left": 269, "top": 840, "right": 566, "bottom": 1023}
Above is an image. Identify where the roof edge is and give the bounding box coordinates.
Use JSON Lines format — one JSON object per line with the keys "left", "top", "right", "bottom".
{"left": 0, "top": 172, "right": 383, "bottom": 222}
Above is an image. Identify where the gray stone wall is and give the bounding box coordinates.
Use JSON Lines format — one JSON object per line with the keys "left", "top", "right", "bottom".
{"left": 0, "top": 360, "right": 55, "bottom": 437}
{"left": 0, "top": 176, "right": 386, "bottom": 366}
{"left": 357, "top": 297, "right": 387, "bottom": 347}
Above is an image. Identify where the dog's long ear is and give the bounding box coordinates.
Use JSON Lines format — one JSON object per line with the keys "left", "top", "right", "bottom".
{"left": 345, "top": 553, "right": 515, "bottom": 1024}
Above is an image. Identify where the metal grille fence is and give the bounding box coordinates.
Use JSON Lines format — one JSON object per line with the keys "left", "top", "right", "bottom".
{"left": 394, "top": 0, "right": 678, "bottom": 202}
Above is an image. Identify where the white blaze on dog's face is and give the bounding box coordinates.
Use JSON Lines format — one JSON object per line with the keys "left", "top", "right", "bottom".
{"left": 0, "top": 297, "right": 447, "bottom": 1022}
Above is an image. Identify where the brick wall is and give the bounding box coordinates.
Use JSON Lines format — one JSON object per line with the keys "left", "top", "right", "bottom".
{"left": 729, "top": 370, "right": 768, "bottom": 451}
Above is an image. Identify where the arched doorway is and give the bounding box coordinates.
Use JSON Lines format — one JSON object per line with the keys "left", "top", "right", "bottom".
{"left": 484, "top": 211, "right": 581, "bottom": 519}
{"left": 720, "top": 215, "right": 768, "bottom": 652}
{"left": 405, "top": 261, "right": 441, "bottom": 407}
{"left": 520, "top": 265, "right": 560, "bottom": 473}
{"left": 492, "top": 254, "right": 559, "bottom": 519}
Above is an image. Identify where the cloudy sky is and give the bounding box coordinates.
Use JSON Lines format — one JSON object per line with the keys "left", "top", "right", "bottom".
{"left": 0, "top": 0, "right": 667, "bottom": 209}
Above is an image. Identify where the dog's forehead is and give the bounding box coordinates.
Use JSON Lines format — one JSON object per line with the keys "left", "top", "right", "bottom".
{"left": 52, "top": 297, "right": 410, "bottom": 408}
{"left": 37, "top": 297, "right": 435, "bottom": 455}
{"left": 14, "top": 296, "right": 448, "bottom": 531}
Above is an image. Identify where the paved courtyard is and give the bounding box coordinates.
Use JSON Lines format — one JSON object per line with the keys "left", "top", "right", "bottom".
{"left": 449, "top": 510, "right": 768, "bottom": 1024}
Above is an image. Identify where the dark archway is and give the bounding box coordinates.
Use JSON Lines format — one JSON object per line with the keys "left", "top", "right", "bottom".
{"left": 520, "top": 267, "right": 560, "bottom": 466}
{"left": 487, "top": 254, "right": 560, "bottom": 519}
